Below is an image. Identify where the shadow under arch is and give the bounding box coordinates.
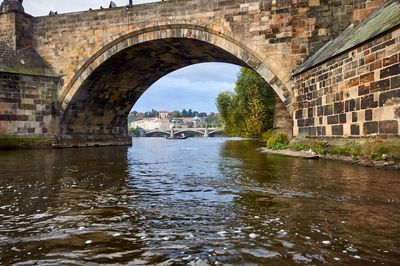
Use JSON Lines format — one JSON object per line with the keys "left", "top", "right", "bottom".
{"left": 59, "top": 25, "right": 293, "bottom": 144}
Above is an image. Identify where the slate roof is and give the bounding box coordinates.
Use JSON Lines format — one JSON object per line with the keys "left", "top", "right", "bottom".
{"left": 294, "top": 0, "right": 400, "bottom": 75}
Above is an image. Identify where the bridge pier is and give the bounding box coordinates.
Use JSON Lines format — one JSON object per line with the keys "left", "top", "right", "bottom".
{"left": 53, "top": 134, "right": 132, "bottom": 148}
{"left": 204, "top": 128, "right": 209, "bottom": 138}
{"left": 273, "top": 96, "right": 293, "bottom": 139}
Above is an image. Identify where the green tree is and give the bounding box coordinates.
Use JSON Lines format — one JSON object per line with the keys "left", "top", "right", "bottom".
{"left": 199, "top": 112, "right": 208, "bottom": 117}
{"left": 216, "top": 67, "right": 276, "bottom": 137}
{"left": 170, "top": 110, "right": 181, "bottom": 118}
{"left": 206, "top": 112, "right": 222, "bottom": 127}
{"left": 181, "top": 109, "right": 188, "bottom": 117}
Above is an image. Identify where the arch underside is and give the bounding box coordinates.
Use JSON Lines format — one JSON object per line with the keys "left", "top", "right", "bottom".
{"left": 173, "top": 129, "right": 206, "bottom": 136}
{"left": 61, "top": 38, "right": 247, "bottom": 136}
{"left": 145, "top": 131, "right": 169, "bottom": 136}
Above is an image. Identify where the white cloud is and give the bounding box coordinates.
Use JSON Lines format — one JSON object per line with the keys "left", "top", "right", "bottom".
{"left": 134, "top": 63, "right": 239, "bottom": 113}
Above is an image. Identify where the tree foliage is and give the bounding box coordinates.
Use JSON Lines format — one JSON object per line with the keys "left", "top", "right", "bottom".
{"left": 216, "top": 67, "right": 276, "bottom": 137}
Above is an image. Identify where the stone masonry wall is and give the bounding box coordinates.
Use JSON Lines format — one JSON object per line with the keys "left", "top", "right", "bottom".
{"left": 0, "top": 0, "right": 389, "bottom": 145}
{"left": 0, "top": 72, "right": 59, "bottom": 136}
{"left": 307, "top": 0, "right": 385, "bottom": 55}
{"left": 30, "top": 0, "right": 382, "bottom": 109}
{"left": 273, "top": 95, "right": 293, "bottom": 138}
{"left": 0, "top": 12, "right": 32, "bottom": 50}
{"left": 293, "top": 26, "right": 400, "bottom": 138}
{"left": 14, "top": 12, "right": 32, "bottom": 49}
{"left": 0, "top": 12, "right": 16, "bottom": 49}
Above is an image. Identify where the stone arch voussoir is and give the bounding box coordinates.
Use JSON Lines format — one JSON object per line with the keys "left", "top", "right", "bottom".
{"left": 60, "top": 24, "right": 294, "bottom": 117}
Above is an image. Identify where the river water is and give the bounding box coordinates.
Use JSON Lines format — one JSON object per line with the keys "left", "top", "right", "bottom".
{"left": 0, "top": 138, "right": 399, "bottom": 265}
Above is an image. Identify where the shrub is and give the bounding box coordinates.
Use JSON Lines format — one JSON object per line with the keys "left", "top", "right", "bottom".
{"left": 362, "top": 139, "right": 387, "bottom": 160}
{"left": 385, "top": 142, "right": 400, "bottom": 162}
{"left": 267, "top": 132, "right": 289, "bottom": 150}
{"left": 289, "top": 140, "right": 327, "bottom": 154}
{"left": 290, "top": 141, "right": 310, "bottom": 151}
{"left": 261, "top": 130, "right": 273, "bottom": 143}
{"left": 329, "top": 141, "right": 362, "bottom": 157}
{"left": 309, "top": 141, "right": 328, "bottom": 155}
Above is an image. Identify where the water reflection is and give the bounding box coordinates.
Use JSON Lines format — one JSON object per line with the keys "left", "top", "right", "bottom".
{"left": 0, "top": 138, "right": 399, "bottom": 265}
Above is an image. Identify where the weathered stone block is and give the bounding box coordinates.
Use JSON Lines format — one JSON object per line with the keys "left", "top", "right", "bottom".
{"left": 382, "top": 54, "right": 398, "bottom": 67}
{"left": 379, "top": 120, "right": 398, "bottom": 134}
{"left": 364, "top": 121, "right": 379, "bottom": 134}
{"left": 351, "top": 124, "right": 360, "bottom": 135}
{"left": 332, "top": 125, "right": 343, "bottom": 135}
{"left": 392, "top": 76, "right": 400, "bottom": 89}
{"left": 352, "top": 112, "right": 358, "bottom": 122}
{"left": 365, "top": 109, "right": 372, "bottom": 121}
{"left": 379, "top": 89, "right": 400, "bottom": 107}
{"left": 370, "top": 79, "right": 390, "bottom": 92}
{"left": 380, "top": 64, "right": 400, "bottom": 79}
{"left": 328, "top": 115, "right": 339, "bottom": 125}
{"left": 361, "top": 94, "right": 378, "bottom": 109}
{"left": 324, "top": 104, "right": 333, "bottom": 116}
{"left": 359, "top": 72, "right": 375, "bottom": 83}
{"left": 334, "top": 102, "right": 344, "bottom": 114}
{"left": 339, "top": 113, "right": 347, "bottom": 123}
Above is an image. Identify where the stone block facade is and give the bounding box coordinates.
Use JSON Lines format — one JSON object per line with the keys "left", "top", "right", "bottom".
{"left": 293, "top": 26, "right": 400, "bottom": 138}
{"left": 0, "top": 72, "right": 59, "bottom": 136}
{"left": 0, "top": 11, "right": 32, "bottom": 50}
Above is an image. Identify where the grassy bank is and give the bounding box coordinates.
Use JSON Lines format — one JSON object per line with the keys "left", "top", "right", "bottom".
{"left": 0, "top": 135, "right": 48, "bottom": 150}
{"left": 263, "top": 132, "right": 400, "bottom": 163}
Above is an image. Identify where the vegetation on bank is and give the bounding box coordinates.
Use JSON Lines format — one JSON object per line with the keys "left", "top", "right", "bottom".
{"left": 216, "top": 67, "right": 276, "bottom": 138}
{"left": 263, "top": 132, "right": 400, "bottom": 162}
{"left": 0, "top": 135, "right": 41, "bottom": 149}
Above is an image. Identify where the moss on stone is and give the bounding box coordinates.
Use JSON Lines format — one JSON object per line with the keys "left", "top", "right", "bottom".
{"left": 0, "top": 135, "right": 40, "bottom": 149}
{"left": 5, "top": 66, "right": 47, "bottom": 76}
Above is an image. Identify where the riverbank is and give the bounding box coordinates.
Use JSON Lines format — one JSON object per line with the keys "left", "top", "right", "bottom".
{"left": 261, "top": 132, "right": 400, "bottom": 170}
{"left": 259, "top": 148, "right": 319, "bottom": 159}
{"left": 260, "top": 147, "right": 400, "bottom": 170}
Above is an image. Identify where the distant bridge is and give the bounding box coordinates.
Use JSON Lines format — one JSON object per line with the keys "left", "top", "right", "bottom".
{"left": 144, "top": 128, "right": 225, "bottom": 137}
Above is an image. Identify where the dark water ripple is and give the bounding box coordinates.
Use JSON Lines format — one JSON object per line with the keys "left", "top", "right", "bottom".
{"left": 0, "top": 138, "right": 399, "bottom": 265}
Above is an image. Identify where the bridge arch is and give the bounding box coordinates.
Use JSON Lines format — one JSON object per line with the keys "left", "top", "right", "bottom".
{"left": 144, "top": 130, "right": 170, "bottom": 137}
{"left": 173, "top": 129, "right": 206, "bottom": 137}
{"left": 59, "top": 24, "right": 293, "bottom": 142}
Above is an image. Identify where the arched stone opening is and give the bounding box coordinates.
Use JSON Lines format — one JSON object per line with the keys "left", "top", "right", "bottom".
{"left": 59, "top": 26, "right": 293, "bottom": 146}
{"left": 173, "top": 130, "right": 205, "bottom": 137}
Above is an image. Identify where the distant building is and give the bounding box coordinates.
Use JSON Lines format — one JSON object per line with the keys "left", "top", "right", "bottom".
{"left": 193, "top": 115, "right": 201, "bottom": 128}
{"left": 130, "top": 118, "right": 171, "bottom": 131}
{"left": 159, "top": 111, "right": 169, "bottom": 119}
{"left": 129, "top": 110, "right": 208, "bottom": 130}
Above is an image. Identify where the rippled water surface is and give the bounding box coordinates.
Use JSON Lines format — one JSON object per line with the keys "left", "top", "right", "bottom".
{"left": 0, "top": 138, "right": 399, "bottom": 265}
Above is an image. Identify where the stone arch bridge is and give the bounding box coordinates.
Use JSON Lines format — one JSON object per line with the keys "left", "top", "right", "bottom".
{"left": 144, "top": 127, "right": 224, "bottom": 137}
{"left": 0, "top": 0, "right": 399, "bottom": 147}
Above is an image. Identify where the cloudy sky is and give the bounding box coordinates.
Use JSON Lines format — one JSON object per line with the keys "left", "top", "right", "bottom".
{"left": 23, "top": 0, "right": 240, "bottom": 113}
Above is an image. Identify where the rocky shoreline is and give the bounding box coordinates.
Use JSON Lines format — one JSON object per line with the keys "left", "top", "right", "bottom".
{"left": 259, "top": 148, "right": 400, "bottom": 170}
